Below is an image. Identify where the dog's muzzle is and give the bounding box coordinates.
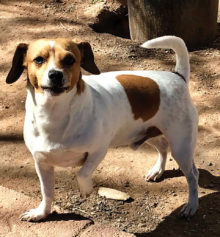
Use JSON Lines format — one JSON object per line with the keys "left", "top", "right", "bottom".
{"left": 42, "top": 69, "right": 69, "bottom": 95}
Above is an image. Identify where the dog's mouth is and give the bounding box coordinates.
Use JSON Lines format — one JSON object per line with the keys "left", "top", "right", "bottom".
{"left": 41, "top": 86, "right": 69, "bottom": 95}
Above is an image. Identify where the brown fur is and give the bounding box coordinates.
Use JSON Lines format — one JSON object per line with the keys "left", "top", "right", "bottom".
{"left": 26, "top": 39, "right": 82, "bottom": 93}
{"left": 132, "top": 126, "right": 162, "bottom": 149}
{"left": 76, "top": 72, "right": 85, "bottom": 94}
{"left": 6, "top": 43, "right": 28, "bottom": 84}
{"left": 6, "top": 38, "right": 100, "bottom": 95}
{"left": 116, "top": 74, "right": 160, "bottom": 121}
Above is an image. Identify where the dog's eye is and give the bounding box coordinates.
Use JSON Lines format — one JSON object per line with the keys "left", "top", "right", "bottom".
{"left": 34, "top": 56, "right": 45, "bottom": 65}
{"left": 63, "top": 55, "right": 75, "bottom": 66}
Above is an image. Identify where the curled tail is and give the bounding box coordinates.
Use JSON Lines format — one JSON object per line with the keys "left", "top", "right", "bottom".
{"left": 141, "top": 36, "right": 190, "bottom": 84}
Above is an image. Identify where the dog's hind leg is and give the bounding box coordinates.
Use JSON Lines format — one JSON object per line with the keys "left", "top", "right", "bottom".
{"left": 171, "top": 145, "right": 199, "bottom": 217}
{"left": 166, "top": 110, "right": 199, "bottom": 217}
{"left": 145, "top": 135, "right": 169, "bottom": 181}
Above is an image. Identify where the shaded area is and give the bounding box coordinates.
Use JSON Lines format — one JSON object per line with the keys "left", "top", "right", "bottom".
{"left": 198, "top": 169, "right": 220, "bottom": 191}
{"left": 42, "top": 211, "right": 93, "bottom": 223}
{"left": 0, "top": 133, "right": 24, "bottom": 142}
{"left": 142, "top": 168, "right": 220, "bottom": 192}
{"left": 128, "top": 0, "right": 219, "bottom": 49}
{"left": 89, "top": 5, "right": 130, "bottom": 39}
{"left": 0, "top": 165, "right": 37, "bottom": 181}
{"left": 135, "top": 192, "right": 220, "bottom": 237}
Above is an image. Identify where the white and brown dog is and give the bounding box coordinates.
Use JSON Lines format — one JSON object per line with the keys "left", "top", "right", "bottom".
{"left": 6, "top": 36, "right": 199, "bottom": 221}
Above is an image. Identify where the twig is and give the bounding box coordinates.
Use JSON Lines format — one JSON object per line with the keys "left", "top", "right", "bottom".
{"left": 72, "top": 208, "right": 89, "bottom": 215}
{"left": 60, "top": 22, "right": 72, "bottom": 32}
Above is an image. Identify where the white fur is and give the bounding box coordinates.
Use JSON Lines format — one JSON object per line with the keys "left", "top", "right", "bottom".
{"left": 141, "top": 36, "right": 190, "bottom": 83}
{"left": 20, "top": 36, "right": 199, "bottom": 221}
{"left": 49, "top": 40, "right": 55, "bottom": 49}
{"left": 42, "top": 59, "right": 66, "bottom": 88}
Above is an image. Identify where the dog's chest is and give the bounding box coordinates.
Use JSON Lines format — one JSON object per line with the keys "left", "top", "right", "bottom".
{"left": 34, "top": 150, "right": 87, "bottom": 168}
{"left": 24, "top": 114, "right": 88, "bottom": 168}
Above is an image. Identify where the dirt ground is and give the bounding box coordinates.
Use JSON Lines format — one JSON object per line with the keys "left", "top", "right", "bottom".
{"left": 0, "top": 0, "right": 220, "bottom": 236}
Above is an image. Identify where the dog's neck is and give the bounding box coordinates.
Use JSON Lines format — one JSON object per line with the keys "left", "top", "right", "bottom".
{"left": 26, "top": 81, "right": 93, "bottom": 139}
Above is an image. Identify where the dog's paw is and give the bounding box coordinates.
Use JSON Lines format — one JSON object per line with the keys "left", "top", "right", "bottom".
{"left": 20, "top": 207, "right": 49, "bottom": 222}
{"left": 77, "top": 175, "right": 93, "bottom": 198}
{"left": 179, "top": 202, "right": 198, "bottom": 218}
{"left": 79, "top": 182, "right": 93, "bottom": 198}
{"left": 145, "top": 165, "right": 164, "bottom": 181}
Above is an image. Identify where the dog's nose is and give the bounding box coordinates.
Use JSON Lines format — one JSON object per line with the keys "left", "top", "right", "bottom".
{"left": 48, "top": 70, "right": 63, "bottom": 87}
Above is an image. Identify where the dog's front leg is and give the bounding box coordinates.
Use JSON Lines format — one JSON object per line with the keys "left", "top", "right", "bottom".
{"left": 21, "top": 161, "right": 54, "bottom": 222}
{"left": 77, "top": 149, "right": 107, "bottom": 198}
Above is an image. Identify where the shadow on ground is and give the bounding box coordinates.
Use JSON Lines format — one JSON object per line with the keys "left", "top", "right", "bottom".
{"left": 42, "top": 211, "right": 93, "bottom": 223}
{"left": 0, "top": 133, "right": 23, "bottom": 142}
{"left": 135, "top": 192, "right": 220, "bottom": 237}
{"left": 154, "top": 168, "right": 220, "bottom": 192}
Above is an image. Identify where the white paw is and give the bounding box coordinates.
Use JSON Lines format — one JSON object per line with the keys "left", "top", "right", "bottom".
{"left": 180, "top": 202, "right": 198, "bottom": 218}
{"left": 77, "top": 175, "right": 93, "bottom": 198}
{"left": 20, "top": 206, "right": 50, "bottom": 222}
{"left": 145, "top": 165, "right": 164, "bottom": 181}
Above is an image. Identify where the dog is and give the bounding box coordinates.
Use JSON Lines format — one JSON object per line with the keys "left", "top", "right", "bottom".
{"left": 6, "top": 36, "right": 199, "bottom": 221}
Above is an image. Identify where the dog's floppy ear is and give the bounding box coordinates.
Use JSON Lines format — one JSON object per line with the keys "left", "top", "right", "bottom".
{"left": 6, "top": 43, "right": 28, "bottom": 84}
{"left": 77, "top": 42, "right": 100, "bottom": 75}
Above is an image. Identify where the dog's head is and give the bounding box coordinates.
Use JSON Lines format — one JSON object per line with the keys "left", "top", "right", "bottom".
{"left": 6, "top": 38, "right": 100, "bottom": 95}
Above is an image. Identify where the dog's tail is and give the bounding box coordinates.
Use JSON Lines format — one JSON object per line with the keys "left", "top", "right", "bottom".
{"left": 141, "top": 36, "right": 190, "bottom": 84}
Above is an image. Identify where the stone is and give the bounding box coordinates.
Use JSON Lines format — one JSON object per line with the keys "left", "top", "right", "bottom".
{"left": 98, "top": 187, "right": 130, "bottom": 201}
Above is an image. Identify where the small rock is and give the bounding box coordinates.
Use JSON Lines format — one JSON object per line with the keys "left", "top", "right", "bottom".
{"left": 98, "top": 187, "right": 130, "bottom": 201}
{"left": 208, "top": 162, "right": 213, "bottom": 166}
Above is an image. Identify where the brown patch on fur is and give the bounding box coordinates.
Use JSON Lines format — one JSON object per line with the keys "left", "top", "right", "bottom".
{"left": 132, "top": 127, "right": 162, "bottom": 149}
{"left": 26, "top": 39, "right": 52, "bottom": 93}
{"left": 77, "top": 41, "right": 100, "bottom": 75}
{"left": 53, "top": 39, "right": 82, "bottom": 92}
{"left": 7, "top": 38, "right": 99, "bottom": 95}
{"left": 25, "top": 38, "right": 83, "bottom": 93}
{"left": 6, "top": 43, "right": 28, "bottom": 84}
{"left": 116, "top": 74, "right": 160, "bottom": 121}
{"left": 76, "top": 72, "right": 85, "bottom": 94}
